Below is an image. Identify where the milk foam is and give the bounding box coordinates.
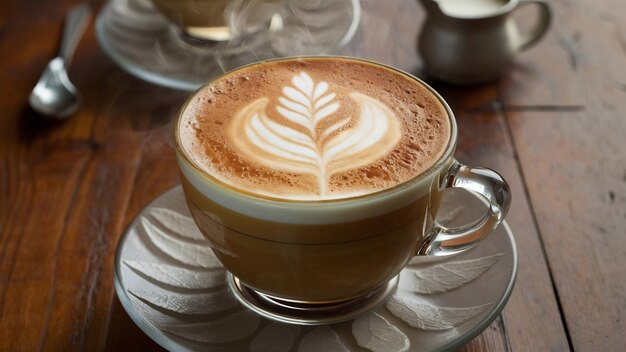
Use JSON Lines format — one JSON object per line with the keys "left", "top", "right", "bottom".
{"left": 179, "top": 58, "right": 451, "bottom": 200}
{"left": 437, "top": 0, "right": 507, "bottom": 17}
{"left": 229, "top": 72, "right": 401, "bottom": 196}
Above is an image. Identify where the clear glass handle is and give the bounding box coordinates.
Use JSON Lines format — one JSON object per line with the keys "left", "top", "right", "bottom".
{"left": 419, "top": 161, "right": 512, "bottom": 256}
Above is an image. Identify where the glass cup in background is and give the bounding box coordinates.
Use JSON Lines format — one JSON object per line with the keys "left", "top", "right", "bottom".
{"left": 150, "top": 0, "right": 285, "bottom": 50}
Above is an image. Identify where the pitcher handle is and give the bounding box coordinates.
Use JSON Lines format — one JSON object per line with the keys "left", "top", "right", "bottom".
{"left": 418, "top": 160, "right": 511, "bottom": 257}
{"left": 515, "top": 0, "right": 552, "bottom": 51}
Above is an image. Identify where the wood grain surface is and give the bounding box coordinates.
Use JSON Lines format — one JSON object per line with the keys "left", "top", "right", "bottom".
{"left": 502, "top": 2, "right": 626, "bottom": 350}
{"left": 1, "top": 0, "right": 624, "bottom": 351}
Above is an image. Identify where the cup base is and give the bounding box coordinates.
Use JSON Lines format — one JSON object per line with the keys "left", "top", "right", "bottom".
{"left": 227, "top": 274, "right": 398, "bottom": 325}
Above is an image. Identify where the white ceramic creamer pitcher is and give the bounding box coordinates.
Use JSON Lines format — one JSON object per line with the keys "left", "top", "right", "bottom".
{"left": 418, "top": 0, "right": 552, "bottom": 84}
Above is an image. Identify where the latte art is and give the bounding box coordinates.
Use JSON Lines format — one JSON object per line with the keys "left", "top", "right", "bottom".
{"left": 179, "top": 58, "right": 451, "bottom": 200}
{"left": 229, "top": 72, "right": 402, "bottom": 196}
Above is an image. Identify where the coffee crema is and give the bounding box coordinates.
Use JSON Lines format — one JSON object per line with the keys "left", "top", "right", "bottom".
{"left": 178, "top": 58, "right": 451, "bottom": 200}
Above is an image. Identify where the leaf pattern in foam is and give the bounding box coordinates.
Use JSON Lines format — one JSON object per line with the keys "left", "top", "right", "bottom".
{"left": 147, "top": 207, "right": 206, "bottom": 242}
{"left": 323, "top": 92, "right": 401, "bottom": 175}
{"left": 352, "top": 313, "right": 410, "bottom": 352}
{"left": 250, "top": 322, "right": 301, "bottom": 352}
{"left": 129, "top": 288, "right": 236, "bottom": 315}
{"left": 140, "top": 217, "right": 221, "bottom": 269}
{"left": 279, "top": 72, "right": 339, "bottom": 129}
{"left": 386, "top": 295, "right": 492, "bottom": 331}
{"left": 162, "top": 310, "right": 260, "bottom": 343}
{"left": 228, "top": 71, "right": 401, "bottom": 196}
{"left": 124, "top": 260, "right": 225, "bottom": 290}
{"left": 401, "top": 254, "right": 503, "bottom": 294}
{"left": 231, "top": 98, "right": 320, "bottom": 175}
{"left": 298, "top": 326, "right": 349, "bottom": 352}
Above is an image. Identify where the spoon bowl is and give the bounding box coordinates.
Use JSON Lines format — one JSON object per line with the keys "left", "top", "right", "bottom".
{"left": 28, "top": 3, "right": 91, "bottom": 119}
{"left": 29, "top": 57, "right": 82, "bottom": 118}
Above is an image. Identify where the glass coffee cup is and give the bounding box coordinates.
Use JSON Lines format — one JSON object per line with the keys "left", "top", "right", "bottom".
{"left": 174, "top": 56, "right": 511, "bottom": 324}
{"left": 150, "top": 0, "right": 284, "bottom": 50}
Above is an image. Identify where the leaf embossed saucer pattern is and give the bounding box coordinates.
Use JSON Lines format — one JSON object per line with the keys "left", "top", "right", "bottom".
{"left": 114, "top": 186, "right": 517, "bottom": 351}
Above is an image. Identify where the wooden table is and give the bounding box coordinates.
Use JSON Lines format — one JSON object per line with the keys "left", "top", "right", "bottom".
{"left": 1, "top": 0, "right": 624, "bottom": 350}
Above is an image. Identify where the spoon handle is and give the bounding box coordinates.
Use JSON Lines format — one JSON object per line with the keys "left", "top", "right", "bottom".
{"left": 59, "top": 3, "right": 92, "bottom": 65}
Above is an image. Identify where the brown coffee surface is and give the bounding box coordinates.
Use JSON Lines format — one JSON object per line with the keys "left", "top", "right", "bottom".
{"left": 178, "top": 58, "right": 451, "bottom": 200}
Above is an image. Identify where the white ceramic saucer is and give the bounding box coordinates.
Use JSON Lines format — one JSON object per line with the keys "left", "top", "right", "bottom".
{"left": 114, "top": 186, "right": 517, "bottom": 352}
{"left": 96, "top": 0, "right": 361, "bottom": 91}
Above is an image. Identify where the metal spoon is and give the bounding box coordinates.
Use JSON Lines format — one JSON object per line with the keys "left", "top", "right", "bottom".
{"left": 29, "top": 4, "right": 91, "bottom": 119}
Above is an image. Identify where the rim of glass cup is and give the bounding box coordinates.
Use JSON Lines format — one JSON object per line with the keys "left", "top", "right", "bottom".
{"left": 173, "top": 55, "right": 459, "bottom": 205}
